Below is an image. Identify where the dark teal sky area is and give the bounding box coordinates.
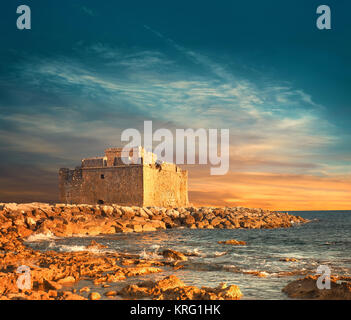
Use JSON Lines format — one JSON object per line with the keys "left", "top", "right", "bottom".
{"left": 0, "top": 0, "right": 350, "bottom": 203}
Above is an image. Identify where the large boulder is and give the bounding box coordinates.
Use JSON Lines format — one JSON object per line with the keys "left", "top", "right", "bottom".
{"left": 162, "top": 249, "right": 188, "bottom": 261}
{"left": 283, "top": 275, "right": 351, "bottom": 300}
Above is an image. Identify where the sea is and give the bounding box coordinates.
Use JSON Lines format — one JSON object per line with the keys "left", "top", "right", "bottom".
{"left": 26, "top": 211, "right": 351, "bottom": 300}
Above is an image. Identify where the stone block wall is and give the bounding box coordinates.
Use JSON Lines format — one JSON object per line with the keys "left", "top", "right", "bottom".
{"left": 143, "top": 164, "right": 188, "bottom": 207}
{"left": 59, "top": 165, "right": 144, "bottom": 206}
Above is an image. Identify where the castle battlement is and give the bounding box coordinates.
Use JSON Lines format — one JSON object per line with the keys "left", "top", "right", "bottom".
{"left": 81, "top": 146, "right": 159, "bottom": 168}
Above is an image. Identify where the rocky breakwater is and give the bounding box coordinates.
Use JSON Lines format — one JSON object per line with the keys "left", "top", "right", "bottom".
{"left": 0, "top": 203, "right": 309, "bottom": 238}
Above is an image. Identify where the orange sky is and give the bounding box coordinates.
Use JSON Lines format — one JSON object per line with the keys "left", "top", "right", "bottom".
{"left": 188, "top": 169, "right": 351, "bottom": 211}
{"left": 1, "top": 157, "right": 350, "bottom": 211}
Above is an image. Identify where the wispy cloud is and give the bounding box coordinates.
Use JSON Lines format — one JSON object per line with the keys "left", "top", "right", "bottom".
{"left": 81, "top": 6, "right": 95, "bottom": 17}
{"left": 1, "top": 32, "right": 350, "bottom": 206}
{"left": 9, "top": 39, "right": 339, "bottom": 175}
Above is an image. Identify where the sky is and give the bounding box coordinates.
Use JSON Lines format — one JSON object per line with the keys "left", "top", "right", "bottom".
{"left": 0, "top": 0, "right": 350, "bottom": 210}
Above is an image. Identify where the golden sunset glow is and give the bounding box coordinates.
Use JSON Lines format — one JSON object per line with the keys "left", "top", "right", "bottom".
{"left": 189, "top": 170, "right": 351, "bottom": 211}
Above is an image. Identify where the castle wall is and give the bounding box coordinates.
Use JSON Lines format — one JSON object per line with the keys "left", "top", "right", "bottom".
{"left": 81, "top": 157, "right": 104, "bottom": 168}
{"left": 59, "top": 165, "right": 144, "bottom": 206}
{"left": 59, "top": 168, "right": 83, "bottom": 204}
{"left": 143, "top": 164, "right": 188, "bottom": 207}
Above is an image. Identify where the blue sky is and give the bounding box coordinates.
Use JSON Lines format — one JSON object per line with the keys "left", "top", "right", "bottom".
{"left": 0, "top": 0, "right": 350, "bottom": 208}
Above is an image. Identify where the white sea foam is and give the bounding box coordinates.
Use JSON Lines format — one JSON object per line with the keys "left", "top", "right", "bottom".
{"left": 25, "top": 231, "right": 58, "bottom": 242}
{"left": 54, "top": 244, "right": 109, "bottom": 253}
{"left": 150, "top": 244, "right": 160, "bottom": 251}
{"left": 184, "top": 248, "right": 202, "bottom": 256}
{"left": 139, "top": 248, "right": 161, "bottom": 260}
{"left": 214, "top": 251, "right": 227, "bottom": 257}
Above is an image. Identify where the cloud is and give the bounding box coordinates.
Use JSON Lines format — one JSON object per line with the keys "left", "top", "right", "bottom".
{"left": 81, "top": 6, "right": 95, "bottom": 17}
{"left": 8, "top": 41, "right": 340, "bottom": 174}
{"left": 1, "top": 35, "right": 350, "bottom": 207}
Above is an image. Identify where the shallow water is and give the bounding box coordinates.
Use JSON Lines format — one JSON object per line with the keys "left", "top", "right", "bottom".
{"left": 26, "top": 211, "right": 351, "bottom": 299}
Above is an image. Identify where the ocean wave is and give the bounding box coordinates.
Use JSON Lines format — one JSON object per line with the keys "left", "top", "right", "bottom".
{"left": 54, "top": 244, "right": 109, "bottom": 253}
{"left": 139, "top": 248, "right": 161, "bottom": 260}
{"left": 184, "top": 248, "right": 202, "bottom": 257}
{"left": 214, "top": 251, "right": 228, "bottom": 257}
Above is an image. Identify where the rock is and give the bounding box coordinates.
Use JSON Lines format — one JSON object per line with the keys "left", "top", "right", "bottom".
{"left": 120, "top": 207, "right": 135, "bottom": 219}
{"left": 279, "top": 258, "right": 298, "bottom": 262}
{"left": 43, "top": 279, "right": 62, "bottom": 290}
{"left": 16, "top": 226, "right": 33, "bottom": 238}
{"left": 149, "top": 220, "right": 166, "bottom": 229}
{"left": 89, "top": 292, "right": 101, "bottom": 300}
{"left": 48, "top": 290, "right": 58, "bottom": 298}
{"left": 162, "top": 216, "right": 173, "bottom": 225}
{"left": 119, "top": 275, "right": 242, "bottom": 300}
{"left": 218, "top": 239, "right": 246, "bottom": 245}
{"left": 183, "top": 215, "right": 195, "bottom": 226}
{"left": 62, "top": 292, "right": 87, "bottom": 300}
{"left": 212, "top": 284, "right": 243, "bottom": 300}
{"left": 14, "top": 219, "right": 25, "bottom": 226}
{"left": 105, "top": 290, "right": 118, "bottom": 297}
{"left": 115, "top": 226, "right": 133, "bottom": 233}
{"left": 138, "top": 210, "right": 149, "bottom": 219}
{"left": 193, "top": 211, "right": 203, "bottom": 221}
{"left": 151, "top": 215, "right": 163, "bottom": 221}
{"left": 282, "top": 275, "right": 351, "bottom": 300}
{"left": 142, "top": 207, "right": 153, "bottom": 218}
{"left": 162, "top": 249, "right": 188, "bottom": 261}
{"left": 155, "top": 275, "right": 185, "bottom": 290}
{"left": 132, "top": 216, "right": 147, "bottom": 223}
{"left": 79, "top": 286, "right": 90, "bottom": 293}
{"left": 102, "top": 205, "right": 114, "bottom": 215}
{"left": 243, "top": 270, "right": 267, "bottom": 277}
{"left": 210, "top": 217, "right": 222, "bottom": 227}
{"left": 25, "top": 216, "right": 37, "bottom": 228}
{"left": 129, "top": 224, "right": 143, "bottom": 233}
{"left": 142, "top": 223, "right": 157, "bottom": 232}
{"left": 57, "top": 276, "right": 76, "bottom": 285}
{"left": 86, "top": 240, "right": 108, "bottom": 250}
{"left": 1, "top": 221, "right": 12, "bottom": 230}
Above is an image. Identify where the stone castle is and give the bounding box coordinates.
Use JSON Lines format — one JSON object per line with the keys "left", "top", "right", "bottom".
{"left": 59, "top": 147, "right": 188, "bottom": 207}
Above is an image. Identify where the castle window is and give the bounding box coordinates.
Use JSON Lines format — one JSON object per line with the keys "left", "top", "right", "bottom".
{"left": 101, "top": 174, "right": 104, "bottom": 179}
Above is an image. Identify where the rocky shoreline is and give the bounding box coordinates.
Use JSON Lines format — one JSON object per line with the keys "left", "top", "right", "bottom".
{"left": 0, "top": 202, "right": 312, "bottom": 300}
{"left": 0, "top": 202, "right": 309, "bottom": 238}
